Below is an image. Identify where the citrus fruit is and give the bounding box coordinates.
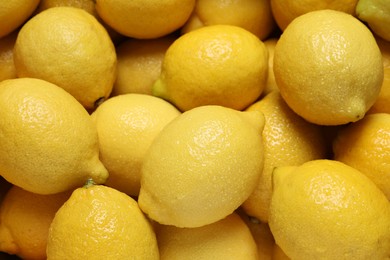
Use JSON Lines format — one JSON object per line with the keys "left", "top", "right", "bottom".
{"left": 0, "top": 186, "right": 71, "bottom": 260}
{"left": 91, "top": 94, "right": 181, "bottom": 196}
{"left": 181, "top": 0, "right": 275, "bottom": 40}
{"left": 153, "top": 25, "right": 269, "bottom": 111}
{"left": 241, "top": 91, "right": 327, "bottom": 222}
{"left": 95, "top": 0, "right": 195, "bottom": 39}
{"left": 0, "top": 78, "right": 108, "bottom": 195}
{"left": 112, "top": 35, "right": 176, "bottom": 96}
{"left": 356, "top": 0, "right": 390, "bottom": 41}
{"left": 13, "top": 6, "right": 117, "bottom": 110}
{"left": 138, "top": 105, "right": 265, "bottom": 228}
{"left": 269, "top": 159, "right": 390, "bottom": 259}
{"left": 273, "top": 9, "right": 383, "bottom": 125}
{"left": 333, "top": 113, "right": 390, "bottom": 200}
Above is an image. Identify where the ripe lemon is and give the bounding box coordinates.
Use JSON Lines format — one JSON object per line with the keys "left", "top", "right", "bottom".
{"left": 46, "top": 184, "right": 159, "bottom": 259}
{"left": 112, "top": 35, "right": 177, "bottom": 96}
{"left": 156, "top": 212, "right": 258, "bottom": 259}
{"left": 269, "top": 160, "right": 390, "bottom": 259}
{"left": 91, "top": 94, "right": 181, "bottom": 196}
{"left": 181, "top": 0, "right": 275, "bottom": 40}
{"left": 242, "top": 91, "right": 327, "bottom": 223}
{"left": 333, "top": 113, "right": 390, "bottom": 200}
{"left": 271, "top": 0, "right": 358, "bottom": 30}
{"left": 95, "top": 0, "right": 195, "bottom": 39}
{"left": 138, "top": 105, "right": 265, "bottom": 228}
{"left": 273, "top": 9, "right": 383, "bottom": 125}
{"left": 368, "top": 36, "right": 390, "bottom": 114}
{"left": 356, "top": 0, "right": 390, "bottom": 41}
{"left": 0, "top": 0, "right": 40, "bottom": 38}
{"left": 0, "top": 31, "right": 17, "bottom": 82}
{"left": 13, "top": 7, "right": 117, "bottom": 110}
{"left": 153, "top": 25, "right": 269, "bottom": 112}
{"left": 0, "top": 78, "right": 108, "bottom": 195}
{"left": 0, "top": 186, "right": 70, "bottom": 260}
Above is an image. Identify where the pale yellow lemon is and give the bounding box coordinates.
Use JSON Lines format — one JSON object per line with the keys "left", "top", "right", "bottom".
{"left": 153, "top": 25, "right": 268, "bottom": 111}
{"left": 269, "top": 160, "right": 390, "bottom": 259}
{"left": 95, "top": 0, "right": 195, "bottom": 39}
{"left": 0, "top": 31, "right": 17, "bottom": 82}
{"left": 138, "top": 105, "right": 265, "bottom": 228}
{"left": 333, "top": 113, "right": 390, "bottom": 200}
{"left": 181, "top": 0, "right": 275, "bottom": 40}
{"left": 271, "top": 0, "right": 358, "bottom": 30}
{"left": 112, "top": 35, "right": 177, "bottom": 96}
{"left": 273, "top": 9, "right": 383, "bottom": 125}
{"left": 47, "top": 184, "right": 159, "bottom": 259}
{"left": 0, "top": 78, "right": 108, "bottom": 195}
{"left": 356, "top": 0, "right": 390, "bottom": 41}
{"left": 0, "top": 0, "right": 40, "bottom": 38}
{"left": 13, "top": 7, "right": 117, "bottom": 110}
{"left": 0, "top": 186, "right": 71, "bottom": 260}
{"left": 91, "top": 94, "right": 181, "bottom": 196}
{"left": 242, "top": 91, "right": 327, "bottom": 223}
{"left": 156, "top": 212, "right": 258, "bottom": 259}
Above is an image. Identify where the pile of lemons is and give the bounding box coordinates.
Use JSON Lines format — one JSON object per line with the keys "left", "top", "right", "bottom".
{"left": 0, "top": 0, "right": 389, "bottom": 259}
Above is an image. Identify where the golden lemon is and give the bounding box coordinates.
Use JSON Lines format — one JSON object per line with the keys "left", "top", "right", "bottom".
{"left": 0, "top": 78, "right": 108, "bottom": 195}
{"left": 273, "top": 9, "right": 383, "bottom": 125}
{"left": 138, "top": 105, "right": 265, "bottom": 228}
{"left": 269, "top": 159, "right": 390, "bottom": 259}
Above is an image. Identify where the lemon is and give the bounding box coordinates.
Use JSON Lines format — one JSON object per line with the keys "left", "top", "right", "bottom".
{"left": 356, "top": 0, "right": 390, "bottom": 41}
{"left": 271, "top": 0, "right": 358, "bottom": 30}
{"left": 181, "top": 0, "right": 275, "bottom": 40}
{"left": 0, "top": 186, "right": 71, "bottom": 260}
{"left": 112, "top": 35, "right": 177, "bottom": 96}
{"left": 0, "top": 0, "right": 40, "bottom": 38}
{"left": 333, "top": 113, "right": 390, "bottom": 200}
{"left": 95, "top": 0, "right": 195, "bottom": 39}
{"left": 0, "top": 31, "right": 17, "bottom": 82}
{"left": 13, "top": 7, "right": 117, "bottom": 110}
{"left": 138, "top": 105, "right": 265, "bottom": 228}
{"left": 153, "top": 25, "right": 268, "bottom": 112}
{"left": 47, "top": 184, "right": 159, "bottom": 259}
{"left": 91, "top": 94, "right": 181, "bottom": 196}
{"left": 156, "top": 212, "right": 258, "bottom": 259}
{"left": 0, "top": 78, "right": 108, "bottom": 195}
{"left": 273, "top": 9, "right": 383, "bottom": 125}
{"left": 242, "top": 91, "right": 327, "bottom": 223}
{"left": 269, "top": 159, "right": 390, "bottom": 259}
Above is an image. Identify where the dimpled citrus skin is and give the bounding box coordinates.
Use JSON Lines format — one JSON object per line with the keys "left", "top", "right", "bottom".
{"left": 153, "top": 24, "right": 268, "bottom": 112}
{"left": 273, "top": 9, "right": 383, "bottom": 125}
{"left": 0, "top": 78, "right": 108, "bottom": 195}
{"left": 138, "top": 105, "right": 265, "bottom": 228}
{"left": 269, "top": 160, "right": 390, "bottom": 259}
{"left": 13, "top": 7, "right": 117, "bottom": 109}
{"left": 46, "top": 184, "right": 159, "bottom": 259}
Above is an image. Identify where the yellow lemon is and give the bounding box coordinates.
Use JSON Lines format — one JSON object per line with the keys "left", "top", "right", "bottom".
{"left": 156, "top": 212, "right": 259, "bottom": 259}
{"left": 0, "top": 78, "right": 108, "bottom": 195}
{"left": 181, "top": 0, "right": 275, "bottom": 40}
{"left": 269, "top": 159, "right": 390, "bottom": 259}
{"left": 47, "top": 183, "right": 159, "bottom": 259}
{"left": 271, "top": 0, "right": 358, "bottom": 30}
{"left": 95, "top": 0, "right": 195, "bottom": 39}
{"left": 91, "top": 94, "right": 181, "bottom": 196}
{"left": 0, "top": 0, "right": 40, "bottom": 38}
{"left": 356, "top": 0, "right": 390, "bottom": 41}
{"left": 273, "top": 9, "right": 383, "bottom": 125}
{"left": 333, "top": 113, "right": 390, "bottom": 200}
{"left": 0, "top": 31, "right": 17, "bottom": 82}
{"left": 13, "top": 7, "right": 117, "bottom": 110}
{"left": 0, "top": 186, "right": 71, "bottom": 260}
{"left": 138, "top": 105, "right": 265, "bottom": 228}
{"left": 242, "top": 91, "right": 327, "bottom": 223}
{"left": 153, "top": 25, "right": 268, "bottom": 112}
{"left": 112, "top": 35, "right": 177, "bottom": 96}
